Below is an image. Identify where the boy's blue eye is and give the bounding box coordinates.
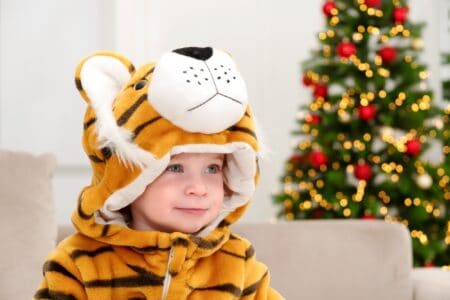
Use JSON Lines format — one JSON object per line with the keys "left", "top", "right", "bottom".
{"left": 166, "top": 164, "right": 183, "bottom": 173}
{"left": 205, "top": 164, "right": 221, "bottom": 174}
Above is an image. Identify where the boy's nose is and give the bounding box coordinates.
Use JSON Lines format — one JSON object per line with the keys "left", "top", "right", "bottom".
{"left": 185, "top": 177, "right": 207, "bottom": 196}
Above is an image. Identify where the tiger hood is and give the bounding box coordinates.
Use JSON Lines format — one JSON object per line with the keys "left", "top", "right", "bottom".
{"left": 73, "top": 47, "right": 259, "bottom": 248}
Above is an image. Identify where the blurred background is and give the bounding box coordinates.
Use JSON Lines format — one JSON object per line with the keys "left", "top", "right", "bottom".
{"left": 1, "top": 0, "right": 449, "bottom": 225}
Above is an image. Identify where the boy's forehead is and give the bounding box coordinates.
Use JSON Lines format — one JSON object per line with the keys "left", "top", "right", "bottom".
{"left": 170, "top": 152, "right": 225, "bottom": 161}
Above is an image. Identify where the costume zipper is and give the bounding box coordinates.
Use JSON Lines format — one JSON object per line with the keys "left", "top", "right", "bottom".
{"left": 161, "top": 247, "right": 174, "bottom": 300}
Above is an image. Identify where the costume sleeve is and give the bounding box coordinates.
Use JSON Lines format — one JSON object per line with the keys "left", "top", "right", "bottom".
{"left": 242, "top": 246, "right": 285, "bottom": 300}
{"left": 34, "top": 248, "right": 88, "bottom": 300}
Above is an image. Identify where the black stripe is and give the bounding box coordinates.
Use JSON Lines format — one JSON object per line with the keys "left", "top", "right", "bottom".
{"left": 227, "top": 125, "right": 257, "bottom": 139}
{"left": 219, "top": 245, "right": 254, "bottom": 261}
{"left": 133, "top": 116, "right": 162, "bottom": 138}
{"left": 173, "top": 238, "right": 189, "bottom": 247}
{"left": 101, "top": 147, "right": 112, "bottom": 160}
{"left": 143, "top": 67, "right": 155, "bottom": 77}
{"left": 245, "top": 111, "right": 250, "bottom": 117}
{"left": 77, "top": 192, "right": 93, "bottom": 220}
{"left": 189, "top": 283, "right": 242, "bottom": 297}
{"left": 75, "top": 78, "right": 83, "bottom": 91}
{"left": 242, "top": 271, "right": 268, "bottom": 296}
{"left": 245, "top": 245, "right": 255, "bottom": 260}
{"left": 101, "top": 224, "right": 110, "bottom": 237}
{"left": 84, "top": 273, "right": 164, "bottom": 288}
{"left": 71, "top": 246, "right": 114, "bottom": 260}
{"left": 218, "top": 219, "right": 230, "bottom": 227}
{"left": 34, "top": 288, "right": 77, "bottom": 300}
{"left": 88, "top": 154, "right": 104, "bottom": 163}
{"left": 230, "top": 234, "right": 240, "bottom": 240}
{"left": 131, "top": 245, "right": 171, "bottom": 253}
{"left": 125, "top": 68, "right": 154, "bottom": 89}
{"left": 128, "top": 64, "right": 136, "bottom": 73}
{"left": 219, "top": 249, "right": 246, "bottom": 260}
{"left": 117, "top": 94, "right": 147, "bottom": 126}
{"left": 191, "top": 235, "right": 225, "bottom": 249}
{"left": 127, "top": 264, "right": 165, "bottom": 283}
{"left": 84, "top": 117, "right": 96, "bottom": 130}
{"left": 43, "top": 261, "right": 80, "bottom": 283}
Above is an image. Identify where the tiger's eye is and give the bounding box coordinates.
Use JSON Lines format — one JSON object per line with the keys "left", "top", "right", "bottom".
{"left": 134, "top": 80, "right": 147, "bottom": 90}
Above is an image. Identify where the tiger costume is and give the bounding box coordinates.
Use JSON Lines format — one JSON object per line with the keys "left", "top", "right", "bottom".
{"left": 34, "top": 47, "right": 283, "bottom": 300}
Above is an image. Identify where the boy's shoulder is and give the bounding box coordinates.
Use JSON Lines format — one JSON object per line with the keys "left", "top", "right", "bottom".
{"left": 52, "top": 232, "right": 111, "bottom": 259}
{"left": 219, "top": 231, "right": 256, "bottom": 260}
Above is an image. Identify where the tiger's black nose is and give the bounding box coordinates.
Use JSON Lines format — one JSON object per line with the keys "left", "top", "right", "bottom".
{"left": 173, "top": 47, "right": 213, "bottom": 61}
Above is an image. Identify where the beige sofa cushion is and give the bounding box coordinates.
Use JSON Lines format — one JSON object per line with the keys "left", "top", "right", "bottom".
{"left": 0, "top": 150, "right": 57, "bottom": 299}
{"left": 233, "top": 220, "right": 413, "bottom": 300}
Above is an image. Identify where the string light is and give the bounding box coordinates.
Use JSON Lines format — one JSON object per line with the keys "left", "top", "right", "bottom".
{"left": 404, "top": 198, "right": 412, "bottom": 207}
{"left": 353, "top": 180, "right": 366, "bottom": 202}
{"left": 380, "top": 35, "right": 389, "bottom": 43}
{"left": 343, "top": 208, "right": 352, "bottom": 217}
{"left": 330, "top": 16, "right": 340, "bottom": 26}
{"left": 377, "top": 68, "right": 390, "bottom": 77}
{"left": 353, "top": 32, "right": 363, "bottom": 41}
{"left": 378, "top": 90, "right": 387, "bottom": 98}
{"left": 367, "top": 26, "right": 380, "bottom": 35}
{"left": 411, "top": 230, "right": 429, "bottom": 245}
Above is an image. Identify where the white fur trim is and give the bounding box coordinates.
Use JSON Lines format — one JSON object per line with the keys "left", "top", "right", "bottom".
{"left": 80, "top": 55, "right": 155, "bottom": 168}
{"left": 147, "top": 49, "right": 248, "bottom": 133}
{"left": 97, "top": 142, "right": 257, "bottom": 235}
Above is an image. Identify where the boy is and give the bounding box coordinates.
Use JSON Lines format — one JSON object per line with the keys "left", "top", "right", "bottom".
{"left": 35, "top": 47, "right": 283, "bottom": 299}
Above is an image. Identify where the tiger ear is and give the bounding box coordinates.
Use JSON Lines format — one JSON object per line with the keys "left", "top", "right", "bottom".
{"left": 74, "top": 51, "right": 135, "bottom": 105}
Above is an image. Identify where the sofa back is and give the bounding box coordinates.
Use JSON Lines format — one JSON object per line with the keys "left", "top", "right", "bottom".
{"left": 232, "top": 220, "right": 413, "bottom": 300}
{"left": 57, "top": 220, "right": 413, "bottom": 300}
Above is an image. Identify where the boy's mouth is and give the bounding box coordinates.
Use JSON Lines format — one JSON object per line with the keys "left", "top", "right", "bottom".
{"left": 175, "top": 207, "right": 209, "bottom": 215}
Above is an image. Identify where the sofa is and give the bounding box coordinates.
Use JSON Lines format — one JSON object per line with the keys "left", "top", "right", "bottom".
{"left": 1, "top": 149, "right": 450, "bottom": 300}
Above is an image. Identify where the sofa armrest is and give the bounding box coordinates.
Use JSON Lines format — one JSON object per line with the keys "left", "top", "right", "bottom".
{"left": 413, "top": 268, "right": 450, "bottom": 300}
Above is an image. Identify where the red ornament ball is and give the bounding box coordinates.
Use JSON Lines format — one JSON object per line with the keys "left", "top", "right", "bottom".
{"left": 310, "top": 151, "right": 328, "bottom": 168}
{"left": 405, "top": 139, "right": 421, "bottom": 156}
{"left": 306, "top": 114, "right": 321, "bottom": 125}
{"left": 322, "top": 1, "right": 337, "bottom": 17}
{"left": 289, "top": 154, "right": 304, "bottom": 164}
{"left": 312, "top": 209, "right": 324, "bottom": 218}
{"left": 365, "top": 0, "right": 381, "bottom": 7}
{"left": 313, "top": 84, "right": 328, "bottom": 98}
{"left": 302, "top": 74, "right": 313, "bottom": 86}
{"left": 358, "top": 105, "right": 377, "bottom": 121}
{"left": 354, "top": 163, "right": 372, "bottom": 181}
{"left": 393, "top": 6, "right": 409, "bottom": 24}
{"left": 336, "top": 41, "right": 357, "bottom": 58}
{"left": 378, "top": 46, "right": 397, "bottom": 64}
{"left": 362, "top": 213, "right": 376, "bottom": 220}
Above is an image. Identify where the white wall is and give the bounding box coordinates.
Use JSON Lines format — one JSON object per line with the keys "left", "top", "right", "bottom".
{"left": 0, "top": 0, "right": 446, "bottom": 225}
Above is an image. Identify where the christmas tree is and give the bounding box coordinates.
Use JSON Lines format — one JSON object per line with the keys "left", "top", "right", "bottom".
{"left": 273, "top": 0, "right": 449, "bottom": 267}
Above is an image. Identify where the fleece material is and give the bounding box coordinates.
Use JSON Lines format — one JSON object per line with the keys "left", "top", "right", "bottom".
{"left": 35, "top": 47, "right": 283, "bottom": 299}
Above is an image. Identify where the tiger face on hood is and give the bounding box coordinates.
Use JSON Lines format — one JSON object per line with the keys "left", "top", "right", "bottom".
{"left": 73, "top": 47, "right": 259, "bottom": 246}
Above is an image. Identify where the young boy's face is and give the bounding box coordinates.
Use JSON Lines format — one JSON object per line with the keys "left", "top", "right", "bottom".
{"left": 130, "top": 153, "right": 225, "bottom": 234}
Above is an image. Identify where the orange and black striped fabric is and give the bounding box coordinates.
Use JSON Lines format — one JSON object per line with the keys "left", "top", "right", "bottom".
{"left": 35, "top": 228, "right": 281, "bottom": 299}
{"left": 35, "top": 48, "right": 283, "bottom": 299}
